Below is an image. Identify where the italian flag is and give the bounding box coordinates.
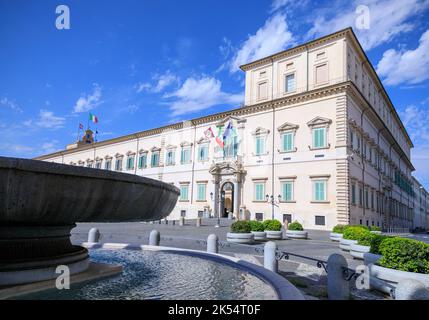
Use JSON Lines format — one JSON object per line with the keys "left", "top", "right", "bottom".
{"left": 89, "top": 113, "right": 98, "bottom": 124}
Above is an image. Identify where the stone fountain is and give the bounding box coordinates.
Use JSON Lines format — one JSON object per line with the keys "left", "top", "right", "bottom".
{"left": 0, "top": 156, "right": 179, "bottom": 287}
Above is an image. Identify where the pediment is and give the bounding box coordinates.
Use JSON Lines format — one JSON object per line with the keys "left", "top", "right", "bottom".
{"left": 180, "top": 141, "right": 193, "bottom": 147}
{"left": 307, "top": 116, "right": 332, "bottom": 127}
{"left": 251, "top": 127, "right": 270, "bottom": 136}
{"left": 165, "top": 144, "right": 177, "bottom": 150}
{"left": 216, "top": 115, "right": 247, "bottom": 126}
{"left": 197, "top": 137, "right": 210, "bottom": 144}
{"left": 277, "top": 122, "right": 299, "bottom": 132}
{"left": 151, "top": 146, "right": 161, "bottom": 152}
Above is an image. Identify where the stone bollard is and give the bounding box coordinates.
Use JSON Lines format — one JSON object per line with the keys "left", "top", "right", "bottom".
{"left": 172, "top": 220, "right": 175, "bottom": 226}
{"left": 228, "top": 212, "right": 233, "bottom": 220}
{"left": 149, "top": 230, "right": 160, "bottom": 246}
{"left": 327, "top": 254, "right": 350, "bottom": 300}
{"left": 158, "top": 220, "right": 162, "bottom": 224}
{"left": 263, "top": 241, "right": 278, "bottom": 273}
{"left": 165, "top": 219, "right": 168, "bottom": 225}
{"left": 196, "top": 217, "right": 202, "bottom": 227}
{"left": 207, "top": 234, "right": 218, "bottom": 253}
{"left": 395, "top": 279, "right": 429, "bottom": 300}
{"left": 179, "top": 217, "right": 185, "bottom": 226}
{"left": 88, "top": 228, "right": 100, "bottom": 243}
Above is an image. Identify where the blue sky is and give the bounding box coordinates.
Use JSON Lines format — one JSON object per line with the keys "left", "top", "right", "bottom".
{"left": 1, "top": 0, "right": 429, "bottom": 187}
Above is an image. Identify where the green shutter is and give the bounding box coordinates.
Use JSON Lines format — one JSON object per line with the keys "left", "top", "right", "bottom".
{"left": 198, "top": 184, "right": 206, "bottom": 201}
{"left": 282, "top": 133, "right": 293, "bottom": 151}
{"left": 282, "top": 182, "right": 292, "bottom": 201}
{"left": 315, "top": 181, "right": 326, "bottom": 201}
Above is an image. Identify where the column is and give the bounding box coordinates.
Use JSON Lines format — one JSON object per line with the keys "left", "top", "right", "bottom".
{"left": 233, "top": 180, "right": 240, "bottom": 219}
{"left": 212, "top": 175, "right": 220, "bottom": 219}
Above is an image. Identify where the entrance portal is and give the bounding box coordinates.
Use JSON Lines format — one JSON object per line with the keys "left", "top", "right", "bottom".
{"left": 220, "top": 182, "right": 234, "bottom": 218}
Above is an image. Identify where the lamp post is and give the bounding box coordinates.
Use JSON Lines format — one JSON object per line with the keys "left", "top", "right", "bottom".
{"left": 210, "top": 190, "right": 225, "bottom": 228}
{"left": 266, "top": 194, "right": 282, "bottom": 220}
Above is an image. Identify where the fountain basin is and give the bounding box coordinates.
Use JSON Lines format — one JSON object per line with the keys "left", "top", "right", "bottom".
{"left": 0, "top": 157, "right": 179, "bottom": 286}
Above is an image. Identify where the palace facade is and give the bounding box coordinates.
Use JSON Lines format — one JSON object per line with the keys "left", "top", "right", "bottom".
{"left": 35, "top": 28, "right": 428, "bottom": 231}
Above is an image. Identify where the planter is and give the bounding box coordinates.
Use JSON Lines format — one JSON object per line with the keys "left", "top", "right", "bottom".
{"left": 285, "top": 230, "right": 308, "bottom": 239}
{"left": 251, "top": 231, "right": 266, "bottom": 241}
{"left": 363, "top": 252, "right": 382, "bottom": 266}
{"left": 339, "top": 238, "right": 358, "bottom": 251}
{"left": 265, "top": 230, "right": 283, "bottom": 240}
{"left": 369, "top": 264, "right": 429, "bottom": 293}
{"left": 226, "top": 232, "right": 254, "bottom": 244}
{"left": 370, "top": 231, "right": 382, "bottom": 235}
{"left": 329, "top": 232, "right": 343, "bottom": 242}
{"left": 349, "top": 243, "right": 370, "bottom": 260}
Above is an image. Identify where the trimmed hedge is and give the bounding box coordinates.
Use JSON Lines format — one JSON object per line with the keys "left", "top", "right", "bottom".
{"left": 378, "top": 237, "right": 429, "bottom": 274}
{"left": 288, "top": 221, "right": 304, "bottom": 231}
{"left": 249, "top": 220, "right": 264, "bottom": 232}
{"left": 357, "top": 232, "right": 375, "bottom": 247}
{"left": 370, "top": 226, "right": 382, "bottom": 232}
{"left": 369, "top": 234, "right": 390, "bottom": 254}
{"left": 230, "top": 221, "right": 251, "bottom": 233}
{"left": 343, "top": 226, "right": 371, "bottom": 241}
{"left": 332, "top": 224, "right": 348, "bottom": 234}
{"left": 263, "top": 219, "right": 282, "bottom": 231}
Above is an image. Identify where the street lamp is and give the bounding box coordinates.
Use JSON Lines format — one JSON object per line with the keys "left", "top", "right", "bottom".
{"left": 266, "top": 194, "right": 282, "bottom": 220}
{"left": 210, "top": 190, "right": 225, "bottom": 228}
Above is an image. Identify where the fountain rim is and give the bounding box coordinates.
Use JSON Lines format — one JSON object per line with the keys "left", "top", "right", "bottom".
{"left": 0, "top": 156, "right": 180, "bottom": 195}
{"left": 82, "top": 242, "right": 305, "bottom": 301}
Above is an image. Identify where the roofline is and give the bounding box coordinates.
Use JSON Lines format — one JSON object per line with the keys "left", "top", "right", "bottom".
{"left": 239, "top": 27, "right": 413, "bottom": 148}
{"left": 239, "top": 27, "right": 353, "bottom": 71}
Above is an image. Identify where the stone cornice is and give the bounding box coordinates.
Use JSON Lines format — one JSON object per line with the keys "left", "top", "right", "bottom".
{"left": 34, "top": 81, "right": 351, "bottom": 161}
{"left": 239, "top": 28, "right": 351, "bottom": 71}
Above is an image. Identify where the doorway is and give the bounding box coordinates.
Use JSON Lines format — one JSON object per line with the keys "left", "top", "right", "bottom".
{"left": 220, "top": 181, "right": 234, "bottom": 218}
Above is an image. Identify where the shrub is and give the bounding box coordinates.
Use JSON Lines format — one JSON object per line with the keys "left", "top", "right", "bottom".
{"left": 230, "top": 221, "right": 251, "bottom": 233}
{"left": 343, "top": 226, "right": 371, "bottom": 241}
{"left": 288, "top": 221, "right": 304, "bottom": 231}
{"left": 249, "top": 220, "right": 264, "bottom": 232}
{"left": 370, "top": 226, "right": 382, "bottom": 232}
{"left": 357, "top": 232, "right": 375, "bottom": 246}
{"left": 332, "top": 224, "right": 348, "bottom": 234}
{"left": 369, "top": 234, "right": 390, "bottom": 254}
{"left": 378, "top": 237, "right": 429, "bottom": 274}
{"left": 263, "top": 219, "right": 282, "bottom": 231}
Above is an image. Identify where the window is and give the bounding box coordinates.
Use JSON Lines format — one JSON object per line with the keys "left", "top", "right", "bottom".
{"left": 351, "top": 184, "right": 356, "bottom": 205}
{"left": 313, "top": 180, "right": 327, "bottom": 201}
{"left": 312, "top": 127, "right": 326, "bottom": 148}
{"left": 254, "top": 183, "right": 265, "bottom": 201}
{"left": 180, "top": 148, "right": 191, "bottom": 164}
{"left": 359, "top": 186, "right": 363, "bottom": 206}
{"left": 315, "top": 63, "right": 328, "bottom": 84}
{"left": 371, "top": 192, "right": 374, "bottom": 210}
{"left": 87, "top": 162, "right": 93, "bottom": 168}
{"left": 258, "top": 82, "right": 267, "bottom": 100}
{"left": 180, "top": 210, "right": 186, "bottom": 217}
{"left": 151, "top": 151, "right": 160, "bottom": 167}
{"left": 166, "top": 150, "right": 175, "bottom": 166}
{"left": 224, "top": 136, "right": 238, "bottom": 158}
{"left": 283, "top": 214, "right": 292, "bottom": 224}
{"left": 95, "top": 160, "right": 102, "bottom": 169}
{"left": 198, "top": 211, "right": 204, "bottom": 218}
{"left": 315, "top": 216, "right": 325, "bottom": 226}
{"left": 198, "top": 144, "right": 209, "bottom": 161}
{"left": 197, "top": 183, "right": 206, "bottom": 201}
{"left": 281, "top": 132, "right": 294, "bottom": 152}
{"left": 115, "top": 158, "right": 122, "bottom": 171}
{"left": 285, "top": 73, "right": 296, "bottom": 93}
{"left": 105, "top": 160, "right": 112, "bottom": 170}
{"left": 365, "top": 189, "right": 369, "bottom": 209}
{"left": 281, "top": 181, "right": 293, "bottom": 202}
{"left": 138, "top": 154, "right": 147, "bottom": 169}
{"left": 179, "top": 185, "right": 189, "bottom": 201}
{"left": 349, "top": 128, "right": 354, "bottom": 148}
{"left": 126, "top": 156, "right": 134, "bottom": 170}
{"left": 255, "top": 212, "right": 264, "bottom": 221}
{"left": 255, "top": 135, "right": 265, "bottom": 155}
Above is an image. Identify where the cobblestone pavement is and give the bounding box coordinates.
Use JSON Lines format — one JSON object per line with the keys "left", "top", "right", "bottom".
{"left": 71, "top": 218, "right": 390, "bottom": 300}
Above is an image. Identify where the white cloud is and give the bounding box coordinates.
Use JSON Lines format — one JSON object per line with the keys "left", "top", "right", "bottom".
{"left": 34, "top": 109, "right": 66, "bottom": 129}
{"left": 136, "top": 71, "right": 179, "bottom": 93}
{"left": 164, "top": 76, "right": 243, "bottom": 116}
{"left": 400, "top": 102, "right": 429, "bottom": 187}
{"left": 376, "top": 29, "right": 429, "bottom": 85}
{"left": 229, "top": 13, "right": 295, "bottom": 73}
{"left": 269, "top": 0, "right": 308, "bottom": 13}
{"left": 307, "top": 0, "right": 429, "bottom": 51}
{"left": 0, "top": 97, "right": 23, "bottom": 113}
{"left": 41, "top": 140, "right": 60, "bottom": 154}
{"left": 73, "top": 83, "right": 102, "bottom": 113}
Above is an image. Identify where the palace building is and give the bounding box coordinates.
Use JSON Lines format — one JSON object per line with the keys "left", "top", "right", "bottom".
{"left": 35, "top": 27, "right": 429, "bottom": 231}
